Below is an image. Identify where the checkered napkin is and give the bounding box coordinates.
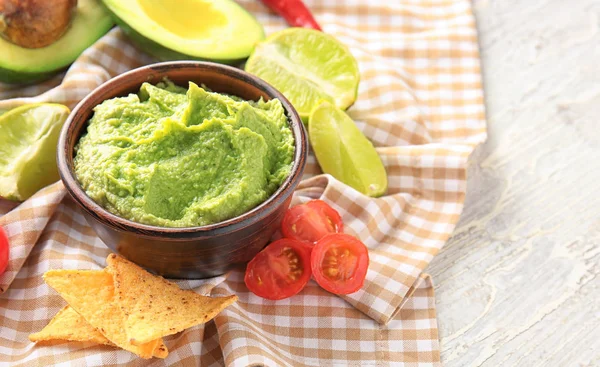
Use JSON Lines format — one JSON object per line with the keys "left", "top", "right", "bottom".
{"left": 0, "top": 0, "right": 486, "bottom": 365}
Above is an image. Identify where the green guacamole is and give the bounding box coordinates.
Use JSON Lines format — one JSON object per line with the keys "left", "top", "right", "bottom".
{"left": 74, "top": 81, "right": 294, "bottom": 227}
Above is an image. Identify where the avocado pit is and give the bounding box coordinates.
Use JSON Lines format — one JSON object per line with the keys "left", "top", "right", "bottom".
{"left": 0, "top": 0, "right": 77, "bottom": 48}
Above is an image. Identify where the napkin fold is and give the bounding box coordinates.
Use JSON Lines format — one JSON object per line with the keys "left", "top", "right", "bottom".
{"left": 0, "top": 0, "right": 486, "bottom": 365}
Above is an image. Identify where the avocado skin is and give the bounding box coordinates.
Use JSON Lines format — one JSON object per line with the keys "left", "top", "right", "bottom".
{"left": 109, "top": 12, "right": 246, "bottom": 66}
{"left": 0, "top": 66, "right": 60, "bottom": 85}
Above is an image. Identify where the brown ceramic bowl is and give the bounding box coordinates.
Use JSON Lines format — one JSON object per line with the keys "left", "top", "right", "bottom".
{"left": 57, "top": 61, "right": 307, "bottom": 279}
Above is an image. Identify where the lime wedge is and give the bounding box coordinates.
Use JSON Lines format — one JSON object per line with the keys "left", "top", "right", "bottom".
{"left": 0, "top": 103, "right": 70, "bottom": 201}
{"left": 245, "top": 28, "right": 360, "bottom": 121}
{"left": 309, "top": 101, "right": 387, "bottom": 197}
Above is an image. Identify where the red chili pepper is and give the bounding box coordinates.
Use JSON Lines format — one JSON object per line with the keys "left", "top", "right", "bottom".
{"left": 260, "top": 0, "right": 322, "bottom": 31}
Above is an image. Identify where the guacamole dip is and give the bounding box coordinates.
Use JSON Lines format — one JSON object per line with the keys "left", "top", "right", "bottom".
{"left": 74, "top": 81, "right": 294, "bottom": 227}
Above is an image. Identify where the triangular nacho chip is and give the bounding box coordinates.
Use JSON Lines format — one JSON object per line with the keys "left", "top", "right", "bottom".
{"left": 153, "top": 340, "right": 169, "bottom": 358}
{"left": 29, "top": 305, "right": 169, "bottom": 357}
{"left": 29, "top": 305, "right": 112, "bottom": 345}
{"left": 106, "top": 254, "right": 238, "bottom": 345}
{"left": 43, "top": 269, "right": 162, "bottom": 359}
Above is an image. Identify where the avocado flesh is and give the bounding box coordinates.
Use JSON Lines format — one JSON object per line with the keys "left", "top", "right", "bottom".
{"left": 102, "top": 0, "right": 264, "bottom": 62}
{"left": 0, "top": 0, "right": 113, "bottom": 84}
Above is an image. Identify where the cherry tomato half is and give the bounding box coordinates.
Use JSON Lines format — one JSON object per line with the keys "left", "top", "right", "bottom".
{"left": 281, "top": 200, "right": 343, "bottom": 244}
{"left": 311, "top": 233, "right": 369, "bottom": 295}
{"left": 244, "top": 238, "right": 313, "bottom": 300}
{"left": 0, "top": 226, "right": 9, "bottom": 276}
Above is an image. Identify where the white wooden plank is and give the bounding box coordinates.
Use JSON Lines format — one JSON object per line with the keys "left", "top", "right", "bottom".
{"left": 431, "top": 0, "right": 600, "bottom": 365}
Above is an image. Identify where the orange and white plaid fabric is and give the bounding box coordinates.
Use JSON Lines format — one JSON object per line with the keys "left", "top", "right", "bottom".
{"left": 0, "top": 0, "right": 486, "bottom": 365}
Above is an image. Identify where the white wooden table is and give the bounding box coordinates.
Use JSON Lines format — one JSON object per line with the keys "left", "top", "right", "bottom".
{"left": 430, "top": 0, "right": 600, "bottom": 365}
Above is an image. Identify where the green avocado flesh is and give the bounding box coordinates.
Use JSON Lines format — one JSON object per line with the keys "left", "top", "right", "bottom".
{"left": 74, "top": 81, "right": 295, "bottom": 228}
{"left": 102, "top": 0, "right": 264, "bottom": 62}
{"left": 0, "top": 0, "right": 113, "bottom": 84}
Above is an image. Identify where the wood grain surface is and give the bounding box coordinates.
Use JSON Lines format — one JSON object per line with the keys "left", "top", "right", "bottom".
{"left": 430, "top": 0, "right": 600, "bottom": 365}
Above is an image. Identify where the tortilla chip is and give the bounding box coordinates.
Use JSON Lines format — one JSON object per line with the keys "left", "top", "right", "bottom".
{"left": 29, "top": 304, "right": 169, "bottom": 357}
{"left": 153, "top": 340, "right": 169, "bottom": 358}
{"left": 29, "top": 305, "right": 169, "bottom": 357}
{"left": 43, "top": 269, "right": 162, "bottom": 359}
{"left": 29, "top": 305, "right": 112, "bottom": 345}
{"left": 106, "top": 254, "right": 238, "bottom": 345}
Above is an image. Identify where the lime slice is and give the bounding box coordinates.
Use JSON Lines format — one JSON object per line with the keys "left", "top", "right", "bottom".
{"left": 309, "top": 101, "right": 387, "bottom": 197}
{"left": 0, "top": 103, "right": 70, "bottom": 201}
{"left": 245, "top": 28, "right": 360, "bottom": 121}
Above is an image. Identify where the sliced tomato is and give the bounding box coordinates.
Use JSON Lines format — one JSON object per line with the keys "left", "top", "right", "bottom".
{"left": 244, "top": 238, "right": 313, "bottom": 300}
{"left": 281, "top": 200, "right": 343, "bottom": 244}
{"left": 311, "top": 233, "right": 369, "bottom": 295}
{"left": 0, "top": 226, "right": 9, "bottom": 276}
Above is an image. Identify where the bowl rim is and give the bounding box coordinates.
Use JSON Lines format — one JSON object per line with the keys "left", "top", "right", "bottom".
{"left": 57, "top": 61, "right": 307, "bottom": 239}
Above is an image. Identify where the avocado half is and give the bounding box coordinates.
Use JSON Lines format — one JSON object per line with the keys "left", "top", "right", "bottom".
{"left": 0, "top": 0, "right": 114, "bottom": 84}
{"left": 102, "top": 0, "right": 265, "bottom": 64}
